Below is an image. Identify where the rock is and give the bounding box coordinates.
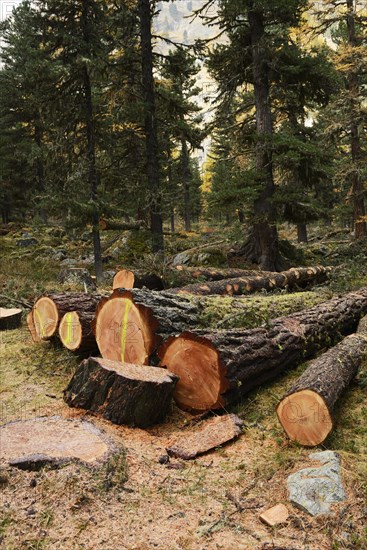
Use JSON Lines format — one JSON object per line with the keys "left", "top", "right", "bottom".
{"left": 52, "top": 250, "right": 67, "bottom": 261}
{"left": 60, "top": 258, "right": 78, "bottom": 266}
{"left": 101, "top": 270, "right": 116, "bottom": 286}
{"left": 58, "top": 267, "right": 96, "bottom": 290}
{"left": 172, "top": 252, "right": 191, "bottom": 266}
{"left": 0, "top": 417, "right": 117, "bottom": 470}
{"left": 259, "top": 503, "right": 289, "bottom": 526}
{"left": 110, "top": 247, "right": 120, "bottom": 259}
{"left": 287, "top": 451, "right": 346, "bottom": 516}
{"left": 16, "top": 238, "right": 38, "bottom": 247}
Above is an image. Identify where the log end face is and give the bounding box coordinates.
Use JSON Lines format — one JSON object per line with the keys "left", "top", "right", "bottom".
{"left": 59, "top": 311, "right": 82, "bottom": 351}
{"left": 159, "top": 332, "right": 228, "bottom": 412}
{"left": 277, "top": 389, "right": 333, "bottom": 447}
{"left": 33, "top": 296, "right": 59, "bottom": 339}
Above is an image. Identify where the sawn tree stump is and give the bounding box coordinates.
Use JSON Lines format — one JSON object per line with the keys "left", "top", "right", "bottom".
{"left": 64, "top": 356, "right": 179, "bottom": 428}
{"left": 0, "top": 307, "right": 22, "bottom": 330}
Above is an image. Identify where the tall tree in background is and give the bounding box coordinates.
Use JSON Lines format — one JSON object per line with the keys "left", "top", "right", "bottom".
{"left": 139, "top": 0, "right": 164, "bottom": 252}
{"left": 313, "top": 0, "right": 367, "bottom": 238}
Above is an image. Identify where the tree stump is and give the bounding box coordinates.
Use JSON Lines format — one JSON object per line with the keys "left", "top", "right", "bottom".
{"left": 64, "top": 357, "right": 179, "bottom": 428}
{"left": 159, "top": 288, "right": 367, "bottom": 411}
{"left": 0, "top": 307, "right": 22, "bottom": 330}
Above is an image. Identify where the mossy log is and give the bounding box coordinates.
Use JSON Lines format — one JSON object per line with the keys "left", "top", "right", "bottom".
{"left": 158, "top": 289, "right": 367, "bottom": 411}
{"left": 30, "top": 293, "right": 103, "bottom": 341}
{"left": 0, "top": 307, "right": 22, "bottom": 330}
{"left": 64, "top": 356, "right": 179, "bottom": 428}
{"left": 172, "top": 266, "right": 331, "bottom": 296}
{"left": 94, "top": 289, "right": 201, "bottom": 364}
{"left": 276, "top": 318, "right": 367, "bottom": 446}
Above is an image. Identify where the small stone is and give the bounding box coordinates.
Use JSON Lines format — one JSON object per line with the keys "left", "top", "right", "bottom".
{"left": 158, "top": 454, "right": 170, "bottom": 465}
{"left": 259, "top": 503, "right": 289, "bottom": 526}
{"left": 16, "top": 238, "right": 38, "bottom": 247}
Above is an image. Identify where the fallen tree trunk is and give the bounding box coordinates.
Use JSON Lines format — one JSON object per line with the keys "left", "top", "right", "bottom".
{"left": 94, "top": 289, "right": 201, "bottom": 364}
{"left": 158, "top": 288, "right": 367, "bottom": 412}
{"left": 172, "top": 266, "right": 272, "bottom": 281}
{"left": 64, "top": 356, "right": 179, "bottom": 428}
{"left": 59, "top": 311, "right": 98, "bottom": 354}
{"left": 276, "top": 320, "right": 367, "bottom": 446}
{"left": 30, "top": 293, "right": 103, "bottom": 341}
{"left": 172, "top": 266, "right": 331, "bottom": 296}
{"left": 0, "top": 307, "right": 22, "bottom": 330}
{"left": 113, "top": 269, "right": 164, "bottom": 291}
{"left": 99, "top": 218, "right": 144, "bottom": 231}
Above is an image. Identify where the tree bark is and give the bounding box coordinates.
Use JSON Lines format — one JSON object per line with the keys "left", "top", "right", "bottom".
{"left": 171, "top": 266, "right": 331, "bottom": 296}
{"left": 297, "top": 223, "right": 308, "bottom": 243}
{"left": 64, "top": 356, "right": 179, "bottom": 428}
{"left": 277, "top": 322, "right": 367, "bottom": 446}
{"left": 158, "top": 288, "right": 367, "bottom": 411}
{"left": 30, "top": 292, "right": 103, "bottom": 341}
{"left": 181, "top": 138, "right": 192, "bottom": 232}
{"left": 81, "top": 0, "right": 103, "bottom": 283}
{"left": 139, "top": 0, "right": 164, "bottom": 253}
{"left": 246, "top": 5, "right": 280, "bottom": 271}
{"left": 346, "top": 0, "right": 366, "bottom": 239}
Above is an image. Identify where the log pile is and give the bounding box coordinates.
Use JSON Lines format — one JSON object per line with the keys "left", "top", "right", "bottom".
{"left": 24, "top": 262, "right": 363, "bottom": 435}
{"left": 158, "top": 289, "right": 367, "bottom": 411}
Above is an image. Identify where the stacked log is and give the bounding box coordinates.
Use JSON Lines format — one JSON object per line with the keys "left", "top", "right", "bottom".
{"left": 276, "top": 318, "right": 367, "bottom": 446}
{"left": 158, "top": 289, "right": 367, "bottom": 411}
{"left": 93, "top": 289, "right": 201, "bottom": 364}
{"left": 59, "top": 310, "right": 98, "bottom": 354}
{"left": 28, "top": 293, "right": 103, "bottom": 342}
{"left": 64, "top": 356, "right": 179, "bottom": 428}
{"left": 171, "top": 266, "right": 331, "bottom": 296}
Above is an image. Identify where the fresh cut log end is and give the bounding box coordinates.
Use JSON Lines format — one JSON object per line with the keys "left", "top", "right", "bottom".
{"left": 94, "top": 289, "right": 160, "bottom": 365}
{"left": 276, "top": 389, "right": 333, "bottom": 446}
{"left": 113, "top": 270, "right": 135, "bottom": 290}
{"left": 59, "top": 311, "right": 83, "bottom": 351}
{"left": 158, "top": 332, "right": 229, "bottom": 412}
{"left": 32, "top": 296, "right": 59, "bottom": 339}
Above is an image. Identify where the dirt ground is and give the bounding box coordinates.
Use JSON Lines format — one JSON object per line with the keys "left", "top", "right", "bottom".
{"left": 1, "top": 324, "right": 366, "bottom": 550}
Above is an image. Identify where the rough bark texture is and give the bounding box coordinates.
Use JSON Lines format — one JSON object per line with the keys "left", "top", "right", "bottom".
{"left": 64, "top": 356, "right": 179, "bottom": 428}
{"left": 0, "top": 307, "right": 22, "bottom": 330}
{"left": 159, "top": 288, "right": 367, "bottom": 411}
{"left": 166, "top": 414, "right": 243, "bottom": 460}
{"left": 31, "top": 292, "right": 103, "bottom": 340}
{"left": 276, "top": 316, "right": 367, "bottom": 445}
{"left": 172, "top": 266, "right": 331, "bottom": 296}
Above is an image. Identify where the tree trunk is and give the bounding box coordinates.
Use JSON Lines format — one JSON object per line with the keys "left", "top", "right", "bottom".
{"left": 30, "top": 292, "right": 103, "bottom": 341}
{"left": 94, "top": 288, "right": 201, "bottom": 365}
{"left": 277, "top": 320, "right": 367, "bottom": 446}
{"left": 170, "top": 211, "right": 175, "bottom": 233}
{"left": 34, "top": 117, "right": 47, "bottom": 224}
{"left": 297, "top": 223, "right": 308, "bottom": 243}
{"left": 139, "top": 0, "right": 164, "bottom": 253}
{"left": 238, "top": 210, "right": 244, "bottom": 224}
{"left": 245, "top": 6, "right": 280, "bottom": 271}
{"left": 172, "top": 266, "right": 331, "bottom": 296}
{"left": 181, "top": 138, "right": 192, "bottom": 232}
{"left": 346, "top": 0, "right": 366, "bottom": 239}
{"left": 158, "top": 288, "right": 367, "bottom": 411}
{"left": 59, "top": 310, "right": 98, "bottom": 354}
{"left": 64, "top": 356, "right": 179, "bottom": 428}
{"left": 81, "top": 0, "right": 103, "bottom": 283}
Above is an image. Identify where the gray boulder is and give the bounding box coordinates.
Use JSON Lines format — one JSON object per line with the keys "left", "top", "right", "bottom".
{"left": 287, "top": 451, "right": 346, "bottom": 516}
{"left": 17, "top": 238, "right": 38, "bottom": 247}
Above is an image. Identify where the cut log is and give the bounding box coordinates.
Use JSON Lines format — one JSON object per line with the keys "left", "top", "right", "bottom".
{"left": 27, "top": 311, "right": 42, "bottom": 343}
{"left": 94, "top": 289, "right": 201, "bottom": 364}
{"left": 158, "top": 288, "right": 367, "bottom": 412}
{"left": 31, "top": 293, "right": 103, "bottom": 341}
{"left": 59, "top": 311, "right": 98, "bottom": 354}
{"left": 166, "top": 414, "right": 243, "bottom": 460}
{"left": 99, "top": 218, "right": 143, "bottom": 231}
{"left": 113, "top": 270, "right": 164, "bottom": 291}
{"left": 172, "top": 266, "right": 331, "bottom": 296}
{"left": 64, "top": 356, "right": 179, "bottom": 428}
{"left": 173, "top": 266, "right": 271, "bottom": 281}
{"left": 276, "top": 324, "right": 367, "bottom": 446}
{"left": 0, "top": 307, "right": 22, "bottom": 330}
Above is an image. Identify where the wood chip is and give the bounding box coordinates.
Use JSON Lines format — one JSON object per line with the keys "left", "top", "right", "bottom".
{"left": 166, "top": 413, "right": 243, "bottom": 460}
{"left": 259, "top": 503, "right": 289, "bottom": 526}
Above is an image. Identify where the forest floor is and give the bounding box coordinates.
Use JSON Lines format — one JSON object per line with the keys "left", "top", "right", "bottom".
{"left": 0, "top": 222, "right": 366, "bottom": 549}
